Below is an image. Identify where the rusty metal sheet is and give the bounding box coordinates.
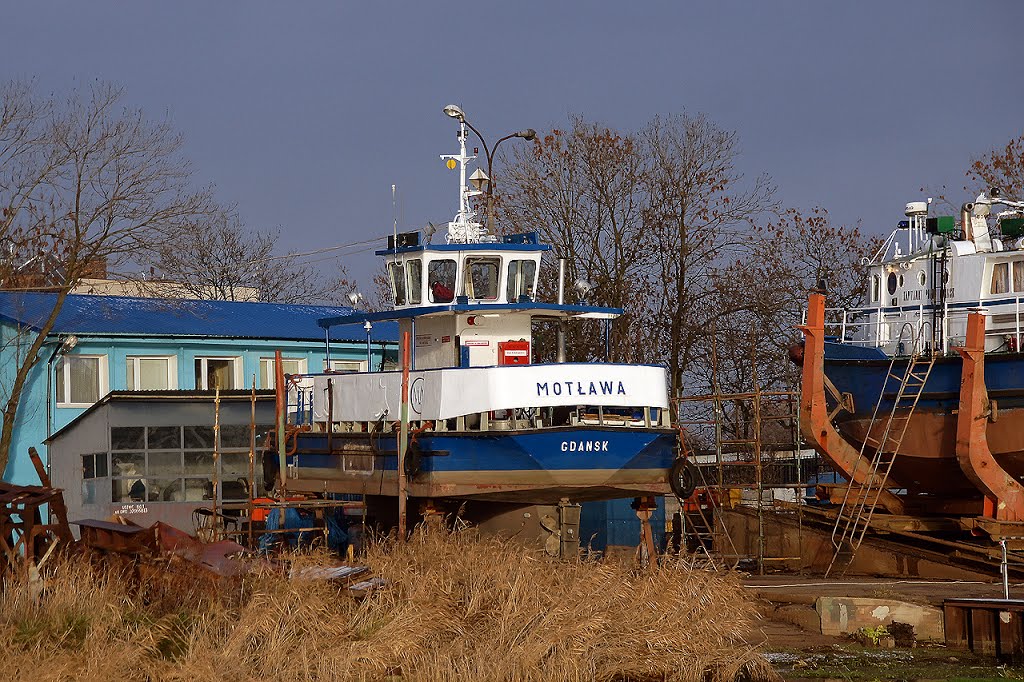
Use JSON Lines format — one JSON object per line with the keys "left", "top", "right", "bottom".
{"left": 75, "top": 518, "right": 156, "bottom": 555}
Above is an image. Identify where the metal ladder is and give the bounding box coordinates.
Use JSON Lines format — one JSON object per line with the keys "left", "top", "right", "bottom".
{"left": 826, "top": 322, "right": 936, "bottom": 576}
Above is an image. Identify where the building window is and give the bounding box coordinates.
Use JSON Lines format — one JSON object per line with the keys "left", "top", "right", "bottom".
{"left": 259, "top": 357, "right": 308, "bottom": 388}
{"left": 324, "top": 359, "right": 366, "bottom": 373}
{"left": 106, "top": 424, "right": 273, "bottom": 505}
{"left": 194, "top": 357, "right": 240, "bottom": 390}
{"left": 428, "top": 259, "right": 457, "bottom": 303}
{"left": 506, "top": 259, "right": 537, "bottom": 302}
{"left": 126, "top": 356, "right": 176, "bottom": 391}
{"left": 462, "top": 257, "right": 500, "bottom": 300}
{"left": 992, "top": 262, "right": 1010, "bottom": 295}
{"left": 55, "top": 355, "right": 107, "bottom": 406}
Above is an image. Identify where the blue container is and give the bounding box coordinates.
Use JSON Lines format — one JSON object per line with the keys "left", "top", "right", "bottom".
{"left": 579, "top": 497, "right": 665, "bottom": 553}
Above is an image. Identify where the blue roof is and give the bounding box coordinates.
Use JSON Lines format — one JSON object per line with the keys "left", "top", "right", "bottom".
{"left": 318, "top": 302, "right": 622, "bottom": 328}
{"left": 0, "top": 292, "right": 398, "bottom": 343}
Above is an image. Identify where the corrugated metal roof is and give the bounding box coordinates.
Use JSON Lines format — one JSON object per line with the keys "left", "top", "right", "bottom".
{"left": 0, "top": 292, "right": 398, "bottom": 342}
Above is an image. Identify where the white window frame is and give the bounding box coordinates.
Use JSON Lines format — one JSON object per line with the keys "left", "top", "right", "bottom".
{"left": 126, "top": 355, "right": 178, "bottom": 391}
{"left": 55, "top": 354, "right": 109, "bottom": 407}
{"left": 194, "top": 356, "right": 243, "bottom": 390}
{"left": 259, "top": 357, "right": 309, "bottom": 388}
{"left": 324, "top": 359, "right": 367, "bottom": 373}
{"left": 992, "top": 261, "right": 1011, "bottom": 295}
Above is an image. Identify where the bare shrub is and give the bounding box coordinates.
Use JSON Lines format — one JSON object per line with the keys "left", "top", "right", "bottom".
{"left": 0, "top": 530, "right": 777, "bottom": 682}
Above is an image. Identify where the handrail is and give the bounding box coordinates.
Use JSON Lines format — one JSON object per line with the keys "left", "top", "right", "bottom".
{"left": 819, "top": 295, "right": 1024, "bottom": 354}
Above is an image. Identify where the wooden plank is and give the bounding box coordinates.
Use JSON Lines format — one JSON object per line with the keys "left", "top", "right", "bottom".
{"left": 971, "top": 608, "right": 998, "bottom": 656}
{"left": 997, "top": 609, "right": 1022, "bottom": 662}
{"left": 944, "top": 604, "right": 968, "bottom": 649}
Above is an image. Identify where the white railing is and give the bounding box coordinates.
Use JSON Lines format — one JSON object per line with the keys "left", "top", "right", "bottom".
{"left": 821, "top": 296, "right": 1024, "bottom": 356}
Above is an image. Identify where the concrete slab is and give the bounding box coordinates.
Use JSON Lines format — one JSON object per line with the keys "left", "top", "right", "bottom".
{"left": 816, "top": 596, "right": 944, "bottom": 642}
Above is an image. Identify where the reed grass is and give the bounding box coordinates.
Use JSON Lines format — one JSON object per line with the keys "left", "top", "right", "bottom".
{"left": 0, "top": 528, "right": 778, "bottom": 681}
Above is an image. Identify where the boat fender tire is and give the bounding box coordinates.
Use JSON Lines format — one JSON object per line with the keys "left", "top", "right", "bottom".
{"left": 404, "top": 441, "right": 422, "bottom": 478}
{"left": 262, "top": 451, "right": 280, "bottom": 492}
{"left": 669, "top": 458, "right": 697, "bottom": 499}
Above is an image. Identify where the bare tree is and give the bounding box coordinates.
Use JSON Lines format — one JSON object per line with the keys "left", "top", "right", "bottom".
{"left": 501, "top": 119, "right": 656, "bottom": 363}
{"left": 502, "top": 113, "right": 775, "bottom": 393}
{"left": 148, "top": 208, "right": 355, "bottom": 304}
{"left": 968, "top": 134, "right": 1024, "bottom": 198}
{"left": 0, "top": 81, "right": 212, "bottom": 475}
{"left": 706, "top": 207, "right": 874, "bottom": 395}
{"left": 640, "top": 114, "right": 776, "bottom": 397}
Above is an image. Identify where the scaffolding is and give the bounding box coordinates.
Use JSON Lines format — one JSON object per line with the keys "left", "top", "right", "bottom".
{"left": 671, "top": 332, "right": 820, "bottom": 573}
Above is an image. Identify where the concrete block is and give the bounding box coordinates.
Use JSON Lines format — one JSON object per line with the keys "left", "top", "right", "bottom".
{"left": 816, "top": 596, "right": 944, "bottom": 642}
{"left": 774, "top": 603, "right": 823, "bottom": 633}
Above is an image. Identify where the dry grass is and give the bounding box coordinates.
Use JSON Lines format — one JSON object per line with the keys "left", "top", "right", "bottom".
{"left": 0, "top": 529, "right": 778, "bottom": 682}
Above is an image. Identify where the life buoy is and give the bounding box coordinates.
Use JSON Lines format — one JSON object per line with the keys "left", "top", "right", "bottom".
{"left": 669, "top": 458, "right": 697, "bottom": 499}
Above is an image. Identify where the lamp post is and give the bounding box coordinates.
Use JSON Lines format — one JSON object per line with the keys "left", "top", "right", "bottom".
{"left": 443, "top": 104, "right": 535, "bottom": 234}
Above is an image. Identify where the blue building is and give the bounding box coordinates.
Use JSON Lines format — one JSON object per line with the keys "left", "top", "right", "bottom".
{"left": 0, "top": 292, "right": 397, "bottom": 486}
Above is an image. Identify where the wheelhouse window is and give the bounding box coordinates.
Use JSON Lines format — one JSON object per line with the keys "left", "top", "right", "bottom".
{"left": 194, "top": 357, "right": 240, "bottom": 390}
{"left": 259, "top": 357, "right": 307, "bottom": 388}
{"left": 462, "top": 257, "right": 500, "bottom": 300}
{"left": 388, "top": 261, "right": 407, "bottom": 305}
{"left": 126, "top": 356, "right": 176, "bottom": 391}
{"left": 992, "top": 262, "right": 1010, "bottom": 295}
{"left": 506, "top": 259, "right": 538, "bottom": 302}
{"left": 428, "top": 259, "right": 457, "bottom": 303}
{"left": 1014, "top": 261, "right": 1024, "bottom": 293}
{"left": 55, "top": 355, "right": 107, "bottom": 406}
{"left": 407, "top": 258, "right": 423, "bottom": 305}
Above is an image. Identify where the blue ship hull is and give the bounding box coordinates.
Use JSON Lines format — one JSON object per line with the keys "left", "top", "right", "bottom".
{"left": 287, "top": 426, "right": 677, "bottom": 504}
{"left": 823, "top": 341, "right": 1024, "bottom": 416}
{"left": 821, "top": 342, "right": 1024, "bottom": 499}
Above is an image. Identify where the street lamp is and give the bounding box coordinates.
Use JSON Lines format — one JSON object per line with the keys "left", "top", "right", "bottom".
{"left": 442, "top": 104, "right": 536, "bottom": 233}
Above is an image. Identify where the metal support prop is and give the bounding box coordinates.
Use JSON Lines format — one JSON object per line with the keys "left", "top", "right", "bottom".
{"left": 1003, "top": 539, "right": 1010, "bottom": 599}
{"left": 798, "top": 293, "right": 905, "bottom": 514}
{"left": 275, "top": 349, "right": 286, "bottom": 495}
{"left": 634, "top": 496, "right": 658, "bottom": 567}
{"left": 954, "top": 312, "right": 1024, "bottom": 521}
{"left": 398, "top": 331, "right": 410, "bottom": 540}
{"left": 557, "top": 258, "right": 566, "bottom": 363}
{"left": 212, "top": 386, "right": 221, "bottom": 538}
{"left": 248, "top": 376, "right": 256, "bottom": 549}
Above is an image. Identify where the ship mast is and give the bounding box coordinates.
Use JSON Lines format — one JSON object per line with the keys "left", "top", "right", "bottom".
{"left": 440, "top": 107, "right": 489, "bottom": 243}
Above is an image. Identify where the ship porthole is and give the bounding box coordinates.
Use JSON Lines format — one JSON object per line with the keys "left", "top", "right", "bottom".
{"left": 887, "top": 272, "right": 898, "bottom": 295}
{"left": 918, "top": 271, "right": 926, "bottom": 286}
{"left": 898, "top": 274, "right": 905, "bottom": 288}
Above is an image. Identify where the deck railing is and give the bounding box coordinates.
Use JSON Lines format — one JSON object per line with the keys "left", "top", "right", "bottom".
{"left": 818, "top": 296, "right": 1024, "bottom": 356}
{"left": 283, "top": 372, "right": 672, "bottom": 432}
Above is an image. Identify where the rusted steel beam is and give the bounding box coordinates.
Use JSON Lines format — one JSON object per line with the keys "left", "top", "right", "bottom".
{"left": 798, "top": 294, "right": 904, "bottom": 514}
{"left": 955, "top": 313, "right": 1024, "bottom": 521}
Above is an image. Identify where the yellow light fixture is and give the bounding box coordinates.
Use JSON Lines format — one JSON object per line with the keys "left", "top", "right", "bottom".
{"left": 446, "top": 158, "right": 457, "bottom": 170}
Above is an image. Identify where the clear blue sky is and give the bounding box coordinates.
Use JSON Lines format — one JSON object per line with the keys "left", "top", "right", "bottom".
{"left": 5, "top": 2, "right": 1023, "bottom": 286}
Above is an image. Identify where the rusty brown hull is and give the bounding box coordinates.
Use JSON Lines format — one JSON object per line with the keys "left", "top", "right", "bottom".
{"left": 838, "top": 408, "right": 1024, "bottom": 499}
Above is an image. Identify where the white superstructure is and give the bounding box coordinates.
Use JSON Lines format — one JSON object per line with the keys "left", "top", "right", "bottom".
{"left": 830, "top": 190, "right": 1024, "bottom": 355}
